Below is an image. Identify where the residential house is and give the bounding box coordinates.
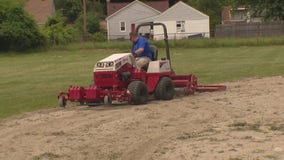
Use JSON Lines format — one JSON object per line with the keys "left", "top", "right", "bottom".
{"left": 222, "top": 6, "right": 261, "bottom": 25}
{"left": 106, "top": 0, "right": 162, "bottom": 40}
{"left": 25, "top": 0, "right": 55, "bottom": 26}
{"left": 216, "top": 6, "right": 282, "bottom": 38}
{"left": 138, "top": 1, "right": 210, "bottom": 40}
{"left": 106, "top": 0, "right": 209, "bottom": 40}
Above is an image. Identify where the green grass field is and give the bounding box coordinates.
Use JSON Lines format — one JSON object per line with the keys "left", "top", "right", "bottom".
{"left": 1, "top": 45, "right": 284, "bottom": 118}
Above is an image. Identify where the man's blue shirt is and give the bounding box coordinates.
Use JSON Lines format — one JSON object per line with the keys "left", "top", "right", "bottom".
{"left": 132, "top": 37, "right": 153, "bottom": 60}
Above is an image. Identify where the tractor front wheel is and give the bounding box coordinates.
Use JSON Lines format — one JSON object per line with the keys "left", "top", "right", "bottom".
{"left": 154, "top": 77, "right": 175, "bottom": 100}
{"left": 128, "top": 81, "right": 148, "bottom": 105}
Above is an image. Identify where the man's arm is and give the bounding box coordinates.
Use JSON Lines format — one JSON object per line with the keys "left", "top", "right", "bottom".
{"left": 133, "top": 37, "right": 147, "bottom": 56}
{"left": 133, "top": 48, "right": 144, "bottom": 55}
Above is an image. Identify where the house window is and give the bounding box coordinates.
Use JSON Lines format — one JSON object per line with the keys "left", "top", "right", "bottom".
{"left": 176, "top": 21, "right": 185, "bottom": 33}
{"left": 231, "top": 9, "right": 247, "bottom": 21}
{"left": 120, "top": 21, "right": 126, "bottom": 32}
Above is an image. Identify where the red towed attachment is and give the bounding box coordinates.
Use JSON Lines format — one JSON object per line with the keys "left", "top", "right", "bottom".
{"left": 171, "top": 74, "right": 226, "bottom": 94}
{"left": 196, "top": 85, "right": 227, "bottom": 92}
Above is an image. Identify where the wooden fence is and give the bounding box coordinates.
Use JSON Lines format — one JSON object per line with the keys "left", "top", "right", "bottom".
{"left": 215, "top": 22, "right": 284, "bottom": 38}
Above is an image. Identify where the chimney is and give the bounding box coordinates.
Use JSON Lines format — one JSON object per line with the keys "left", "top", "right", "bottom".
{"left": 222, "top": 6, "right": 231, "bottom": 24}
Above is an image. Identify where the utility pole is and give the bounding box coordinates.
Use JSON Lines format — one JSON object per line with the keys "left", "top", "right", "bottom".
{"left": 82, "top": 0, "right": 88, "bottom": 40}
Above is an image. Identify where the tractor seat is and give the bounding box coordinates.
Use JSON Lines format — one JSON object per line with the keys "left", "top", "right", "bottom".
{"left": 150, "top": 45, "right": 158, "bottom": 61}
{"left": 141, "top": 45, "right": 158, "bottom": 71}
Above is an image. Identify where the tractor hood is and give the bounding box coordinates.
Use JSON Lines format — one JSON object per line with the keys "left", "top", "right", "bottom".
{"left": 94, "top": 53, "right": 135, "bottom": 72}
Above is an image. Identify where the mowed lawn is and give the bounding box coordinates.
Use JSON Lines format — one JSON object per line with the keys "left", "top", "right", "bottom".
{"left": 1, "top": 45, "right": 284, "bottom": 118}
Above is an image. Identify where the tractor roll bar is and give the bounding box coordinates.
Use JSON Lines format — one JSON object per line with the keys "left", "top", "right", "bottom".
{"left": 135, "top": 22, "right": 171, "bottom": 65}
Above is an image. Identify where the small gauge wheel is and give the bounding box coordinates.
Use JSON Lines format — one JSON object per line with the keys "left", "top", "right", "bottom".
{"left": 104, "top": 95, "right": 112, "bottom": 105}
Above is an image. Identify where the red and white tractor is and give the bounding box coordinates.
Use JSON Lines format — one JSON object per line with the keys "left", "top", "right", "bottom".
{"left": 58, "top": 23, "right": 226, "bottom": 107}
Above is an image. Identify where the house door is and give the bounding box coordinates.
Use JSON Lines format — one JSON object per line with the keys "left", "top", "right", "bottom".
{"left": 131, "top": 24, "right": 135, "bottom": 32}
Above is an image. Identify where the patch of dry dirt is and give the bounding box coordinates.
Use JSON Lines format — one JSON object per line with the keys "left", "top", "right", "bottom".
{"left": 0, "top": 76, "right": 284, "bottom": 160}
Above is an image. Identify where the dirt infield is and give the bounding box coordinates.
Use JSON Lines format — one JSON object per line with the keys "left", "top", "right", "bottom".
{"left": 0, "top": 76, "right": 284, "bottom": 160}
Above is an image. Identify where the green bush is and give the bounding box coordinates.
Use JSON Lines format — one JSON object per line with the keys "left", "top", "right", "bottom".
{"left": 90, "top": 32, "right": 107, "bottom": 42}
{"left": 75, "top": 12, "right": 101, "bottom": 35}
{"left": 0, "top": 0, "right": 45, "bottom": 51}
{"left": 86, "top": 13, "right": 100, "bottom": 34}
{"left": 42, "top": 14, "right": 80, "bottom": 45}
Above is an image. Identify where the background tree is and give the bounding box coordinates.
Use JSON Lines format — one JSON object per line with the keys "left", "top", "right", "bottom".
{"left": 54, "top": 0, "right": 82, "bottom": 24}
{"left": 187, "top": 0, "right": 228, "bottom": 36}
{"left": 0, "top": 0, "right": 45, "bottom": 51}
{"left": 53, "top": 0, "right": 103, "bottom": 39}
{"left": 231, "top": 0, "right": 284, "bottom": 21}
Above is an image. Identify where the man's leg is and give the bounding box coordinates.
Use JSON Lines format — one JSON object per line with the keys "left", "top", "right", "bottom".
{"left": 135, "top": 57, "right": 151, "bottom": 69}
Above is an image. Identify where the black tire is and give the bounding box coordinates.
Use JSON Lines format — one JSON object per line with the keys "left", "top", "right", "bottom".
{"left": 58, "top": 96, "right": 66, "bottom": 107}
{"left": 154, "top": 77, "right": 175, "bottom": 100}
{"left": 128, "top": 81, "right": 148, "bottom": 105}
{"left": 87, "top": 101, "right": 100, "bottom": 107}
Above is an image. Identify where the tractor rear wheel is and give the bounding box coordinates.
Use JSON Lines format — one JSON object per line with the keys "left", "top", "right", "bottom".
{"left": 154, "top": 77, "right": 174, "bottom": 100}
{"left": 128, "top": 81, "right": 148, "bottom": 105}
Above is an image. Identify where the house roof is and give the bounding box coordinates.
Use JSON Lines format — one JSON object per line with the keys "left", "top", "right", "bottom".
{"left": 107, "top": 2, "right": 128, "bottom": 16}
{"left": 106, "top": 0, "right": 161, "bottom": 20}
{"left": 145, "top": 1, "right": 169, "bottom": 12}
{"left": 138, "top": 1, "right": 209, "bottom": 22}
{"left": 106, "top": 0, "right": 168, "bottom": 16}
{"left": 24, "top": 0, "right": 55, "bottom": 25}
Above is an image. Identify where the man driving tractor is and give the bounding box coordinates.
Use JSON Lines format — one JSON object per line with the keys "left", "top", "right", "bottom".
{"left": 129, "top": 32, "right": 153, "bottom": 69}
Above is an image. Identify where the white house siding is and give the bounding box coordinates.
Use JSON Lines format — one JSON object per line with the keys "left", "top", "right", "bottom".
{"left": 106, "top": 1, "right": 160, "bottom": 40}
{"left": 152, "top": 19, "right": 209, "bottom": 40}
{"left": 188, "top": 19, "right": 210, "bottom": 38}
{"left": 152, "top": 21, "right": 175, "bottom": 40}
